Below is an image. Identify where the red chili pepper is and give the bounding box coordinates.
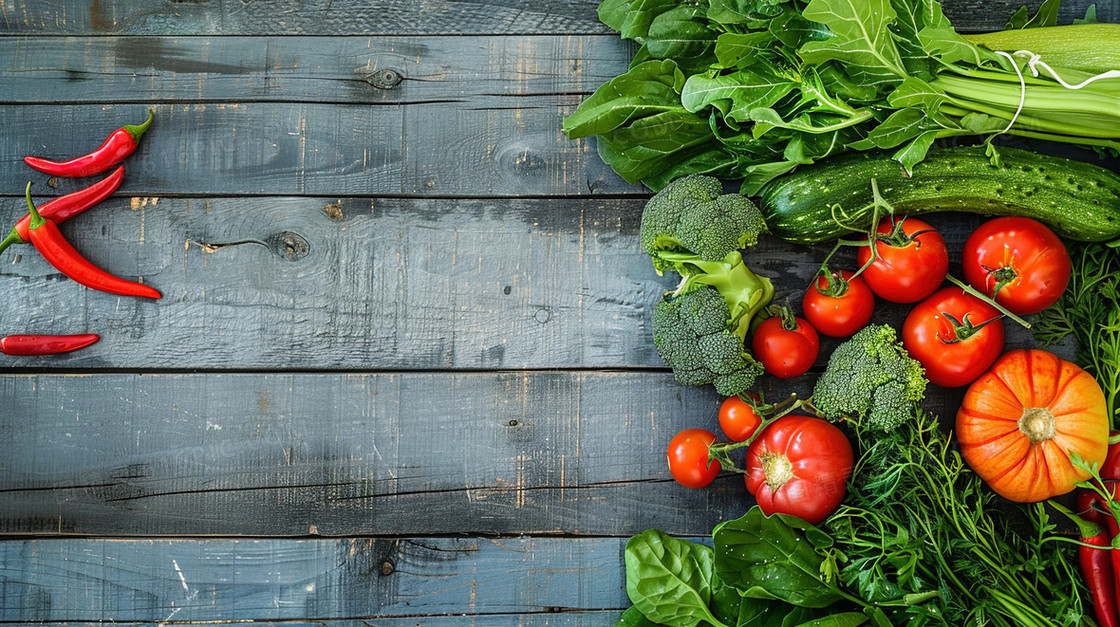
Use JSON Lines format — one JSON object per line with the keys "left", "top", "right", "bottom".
{"left": 0, "top": 166, "right": 124, "bottom": 257}
{"left": 23, "top": 183, "right": 160, "bottom": 299}
{"left": 1076, "top": 489, "right": 1120, "bottom": 627}
{"left": 24, "top": 110, "right": 153, "bottom": 178}
{"left": 1, "top": 334, "right": 99, "bottom": 356}
{"left": 1103, "top": 431, "right": 1120, "bottom": 480}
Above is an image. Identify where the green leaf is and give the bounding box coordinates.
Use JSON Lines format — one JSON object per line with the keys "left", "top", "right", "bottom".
{"left": 798, "top": 0, "right": 908, "bottom": 83}
{"left": 862, "top": 607, "right": 893, "bottom": 627}
{"left": 681, "top": 69, "right": 797, "bottom": 122}
{"left": 713, "top": 506, "right": 843, "bottom": 608}
{"left": 562, "top": 60, "right": 686, "bottom": 138}
{"left": 864, "top": 108, "right": 933, "bottom": 148}
{"left": 713, "top": 32, "right": 778, "bottom": 68}
{"left": 706, "top": 0, "right": 788, "bottom": 25}
{"left": 641, "top": 144, "right": 740, "bottom": 191}
{"left": 645, "top": 5, "right": 719, "bottom": 71}
{"left": 892, "top": 130, "right": 939, "bottom": 173}
{"left": 618, "top": 605, "right": 663, "bottom": 626}
{"left": 596, "top": 110, "right": 717, "bottom": 184}
{"left": 789, "top": 613, "right": 868, "bottom": 627}
{"left": 625, "top": 530, "right": 728, "bottom": 627}
{"left": 1075, "top": 4, "right": 1098, "bottom": 24}
{"left": 918, "top": 26, "right": 1001, "bottom": 66}
{"left": 768, "top": 8, "right": 832, "bottom": 49}
{"left": 599, "top": 0, "right": 681, "bottom": 42}
{"left": 884, "top": 76, "right": 945, "bottom": 111}
{"left": 1023, "top": 0, "right": 1061, "bottom": 28}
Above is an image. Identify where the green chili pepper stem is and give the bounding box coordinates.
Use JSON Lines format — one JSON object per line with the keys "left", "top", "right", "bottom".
{"left": 124, "top": 109, "right": 154, "bottom": 145}
{"left": 25, "top": 182, "right": 45, "bottom": 230}
{"left": 0, "top": 228, "right": 25, "bottom": 256}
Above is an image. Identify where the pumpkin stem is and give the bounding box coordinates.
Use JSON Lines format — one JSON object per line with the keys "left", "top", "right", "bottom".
{"left": 761, "top": 453, "right": 794, "bottom": 491}
{"left": 1019, "top": 407, "right": 1057, "bottom": 444}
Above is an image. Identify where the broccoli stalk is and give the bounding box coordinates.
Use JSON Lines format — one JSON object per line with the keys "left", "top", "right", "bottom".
{"left": 811, "top": 324, "right": 927, "bottom": 432}
{"left": 640, "top": 174, "right": 774, "bottom": 396}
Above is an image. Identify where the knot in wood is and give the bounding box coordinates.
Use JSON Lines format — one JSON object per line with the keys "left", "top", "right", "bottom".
{"left": 268, "top": 231, "right": 310, "bottom": 261}
{"left": 367, "top": 69, "right": 403, "bottom": 89}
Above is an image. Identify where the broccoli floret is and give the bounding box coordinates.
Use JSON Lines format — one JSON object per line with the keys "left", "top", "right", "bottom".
{"left": 640, "top": 174, "right": 768, "bottom": 275}
{"left": 813, "top": 324, "right": 927, "bottom": 432}
{"left": 652, "top": 287, "right": 764, "bottom": 397}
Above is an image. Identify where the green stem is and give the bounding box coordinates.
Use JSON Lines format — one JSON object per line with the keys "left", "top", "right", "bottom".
{"left": 945, "top": 274, "right": 1031, "bottom": 329}
{"left": 0, "top": 227, "right": 25, "bottom": 256}
{"left": 25, "top": 183, "right": 44, "bottom": 229}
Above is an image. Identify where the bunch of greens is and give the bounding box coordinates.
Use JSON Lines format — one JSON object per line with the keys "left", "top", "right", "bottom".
{"left": 1033, "top": 241, "right": 1120, "bottom": 427}
{"left": 618, "top": 409, "right": 1091, "bottom": 626}
{"left": 563, "top": 0, "right": 1120, "bottom": 193}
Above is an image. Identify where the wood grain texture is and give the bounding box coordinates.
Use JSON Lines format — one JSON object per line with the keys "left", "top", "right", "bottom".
{"left": 0, "top": 371, "right": 982, "bottom": 537}
{"left": 0, "top": 537, "right": 641, "bottom": 622}
{"left": 0, "top": 101, "right": 634, "bottom": 197}
{"left": 0, "top": 0, "right": 1111, "bottom": 35}
{"left": 0, "top": 35, "right": 629, "bottom": 105}
{"left": 0, "top": 197, "right": 1054, "bottom": 371}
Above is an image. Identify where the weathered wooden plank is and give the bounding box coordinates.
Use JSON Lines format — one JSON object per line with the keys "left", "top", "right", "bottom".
{"left": 0, "top": 196, "right": 664, "bottom": 370}
{"left": 0, "top": 102, "right": 633, "bottom": 197}
{"left": 0, "top": 0, "right": 1111, "bottom": 35}
{"left": 0, "top": 0, "right": 612, "bottom": 36}
{"left": 0, "top": 537, "right": 639, "bottom": 622}
{"left": 0, "top": 36, "right": 628, "bottom": 105}
{"left": 0, "top": 197, "right": 1060, "bottom": 370}
{"left": 0, "top": 370, "right": 1031, "bottom": 537}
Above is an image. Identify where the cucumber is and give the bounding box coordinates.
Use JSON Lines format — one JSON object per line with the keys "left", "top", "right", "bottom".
{"left": 756, "top": 146, "right": 1120, "bottom": 244}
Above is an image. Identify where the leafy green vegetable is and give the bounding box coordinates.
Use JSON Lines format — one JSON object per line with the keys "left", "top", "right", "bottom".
{"left": 564, "top": 0, "right": 1120, "bottom": 193}
{"left": 713, "top": 506, "right": 844, "bottom": 608}
{"left": 1033, "top": 241, "right": 1120, "bottom": 425}
{"left": 625, "top": 530, "right": 727, "bottom": 627}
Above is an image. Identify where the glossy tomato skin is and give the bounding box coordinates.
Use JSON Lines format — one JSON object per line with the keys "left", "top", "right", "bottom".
{"left": 719, "top": 395, "right": 762, "bottom": 442}
{"left": 667, "top": 429, "right": 720, "bottom": 488}
{"left": 957, "top": 349, "right": 1108, "bottom": 502}
{"left": 744, "top": 414, "right": 853, "bottom": 524}
{"left": 856, "top": 217, "right": 949, "bottom": 303}
{"left": 802, "top": 271, "right": 875, "bottom": 337}
{"left": 962, "top": 217, "right": 1071, "bottom": 315}
{"left": 903, "top": 287, "right": 1005, "bottom": 388}
{"left": 751, "top": 316, "right": 820, "bottom": 379}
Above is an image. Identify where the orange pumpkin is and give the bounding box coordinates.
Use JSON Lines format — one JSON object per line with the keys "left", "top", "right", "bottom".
{"left": 956, "top": 349, "right": 1108, "bottom": 503}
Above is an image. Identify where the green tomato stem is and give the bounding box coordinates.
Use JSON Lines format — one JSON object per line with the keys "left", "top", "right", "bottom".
{"left": 944, "top": 274, "right": 1031, "bottom": 329}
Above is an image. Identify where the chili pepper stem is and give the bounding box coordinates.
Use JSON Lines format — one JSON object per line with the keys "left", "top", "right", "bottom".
{"left": 0, "top": 228, "right": 25, "bottom": 256}
{"left": 25, "top": 182, "right": 45, "bottom": 229}
{"left": 124, "top": 109, "right": 155, "bottom": 145}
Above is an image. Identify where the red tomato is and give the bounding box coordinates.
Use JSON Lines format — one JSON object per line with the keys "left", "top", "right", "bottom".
{"left": 803, "top": 270, "right": 875, "bottom": 337}
{"left": 751, "top": 316, "right": 820, "bottom": 378}
{"left": 719, "top": 395, "right": 762, "bottom": 442}
{"left": 902, "top": 287, "right": 1005, "bottom": 388}
{"left": 667, "top": 429, "right": 720, "bottom": 488}
{"left": 962, "top": 217, "right": 1070, "bottom": 315}
{"left": 856, "top": 216, "right": 948, "bottom": 303}
{"left": 744, "top": 414, "right": 853, "bottom": 524}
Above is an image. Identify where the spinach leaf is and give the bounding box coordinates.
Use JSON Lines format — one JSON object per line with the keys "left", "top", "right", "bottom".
{"left": 713, "top": 32, "right": 779, "bottom": 69}
{"left": 617, "top": 605, "right": 663, "bottom": 626}
{"left": 562, "top": 60, "right": 686, "bottom": 138}
{"left": 713, "top": 507, "right": 843, "bottom": 609}
{"left": 707, "top": 0, "right": 789, "bottom": 25}
{"left": 798, "top": 0, "right": 908, "bottom": 82}
{"left": 599, "top": 0, "right": 681, "bottom": 43}
{"left": 787, "top": 613, "right": 868, "bottom": 627}
{"left": 645, "top": 5, "right": 719, "bottom": 72}
{"left": 681, "top": 68, "right": 797, "bottom": 123}
{"left": 596, "top": 110, "right": 717, "bottom": 184}
{"left": 624, "top": 530, "right": 728, "bottom": 627}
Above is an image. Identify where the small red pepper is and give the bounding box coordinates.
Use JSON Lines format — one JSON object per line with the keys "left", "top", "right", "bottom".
{"left": 0, "top": 166, "right": 124, "bottom": 256}
{"left": 1076, "top": 490, "right": 1120, "bottom": 627}
{"left": 1, "top": 334, "right": 99, "bottom": 356}
{"left": 24, "top": 110, "right": 153, "bottom": 178}
{"left": 24, "top": 183, "right": 161, "bottom": 300}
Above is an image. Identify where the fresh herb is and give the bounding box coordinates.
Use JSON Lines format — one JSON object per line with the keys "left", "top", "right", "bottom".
{"left": 1033, "top": 242, "right": 1120, "bottom": 426}
{"left": 564, "top": 0, "right": 1120, "bottom": 193}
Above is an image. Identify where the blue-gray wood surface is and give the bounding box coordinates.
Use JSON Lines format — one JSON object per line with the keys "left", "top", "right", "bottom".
{"left": 0, "top": 0, "right": 1103, "bottom": 623}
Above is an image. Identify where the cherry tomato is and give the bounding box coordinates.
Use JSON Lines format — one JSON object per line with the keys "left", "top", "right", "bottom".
{"left": 751, "top": 316, "right": 820, "bottom": 379}
{"left": 803, "top": 270, "right": 875, "bottom": 337}
{"left": 667, "top": 429, "right": 720, "bottom": 488}
{"left": 902, "top": 287, "right": 1005, "bottom": 388}
{"left": 719, "top": 394, "right": 762, "bottom": 442}
{"left": 744, "top": 414, "right": 853, "bottom": 524}
{"left": 856, "top": 216, "right": 948, "bottom": 303}
{"left": 962, "top": 217, "right": 1070, "bottom": 315}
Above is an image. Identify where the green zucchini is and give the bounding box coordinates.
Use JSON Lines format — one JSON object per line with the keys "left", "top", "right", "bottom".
{"left": 756, "top": 146, "right": 1120, "bottom": 244}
